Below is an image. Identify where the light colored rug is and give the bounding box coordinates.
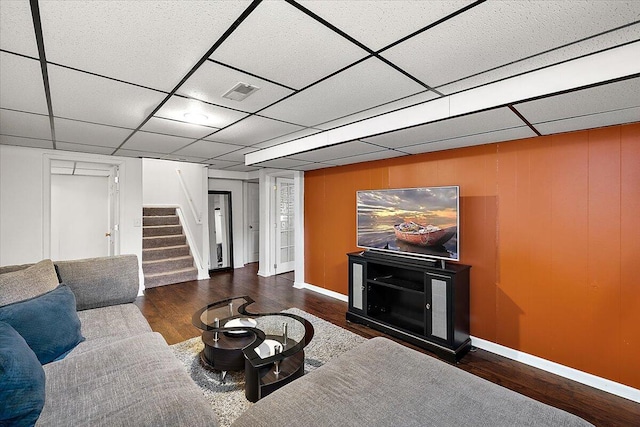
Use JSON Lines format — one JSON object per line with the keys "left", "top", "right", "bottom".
{"left": 170, "top": 308, "right": 367, "bottom": 427}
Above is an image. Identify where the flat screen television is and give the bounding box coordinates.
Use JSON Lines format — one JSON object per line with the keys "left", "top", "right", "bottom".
{"left": 356, "top": 186, "right": 459, "bottom": 262}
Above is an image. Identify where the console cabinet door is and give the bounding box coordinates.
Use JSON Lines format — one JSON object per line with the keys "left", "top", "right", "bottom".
{"left": 425, "top": 272, "right": 451, "bottom": 344}
{"left": 349, "top": 260, "right": 366, "bottom": 314}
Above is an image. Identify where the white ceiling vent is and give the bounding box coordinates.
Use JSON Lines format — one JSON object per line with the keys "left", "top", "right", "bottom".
{"left": 222, "top": 82, "right": 260, "bottom": 101}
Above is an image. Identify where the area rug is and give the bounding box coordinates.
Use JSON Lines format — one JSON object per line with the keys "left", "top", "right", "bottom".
{"left": 170, "top": 308, "right": 367, "bottom": 427}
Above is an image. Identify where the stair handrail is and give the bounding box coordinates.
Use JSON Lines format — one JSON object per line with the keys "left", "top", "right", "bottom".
{"left": 176, "top": 169, "right": 202, "bottom": 224}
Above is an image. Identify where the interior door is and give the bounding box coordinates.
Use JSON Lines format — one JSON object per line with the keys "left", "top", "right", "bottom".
{"left": 50, "top": 173, "right": 110, "bottom": 260}
{"left": 246, "top": 182, "right": 260, "bottom": 264}
{"left": 275, "top": 177, "right": 295, "bottom": 273}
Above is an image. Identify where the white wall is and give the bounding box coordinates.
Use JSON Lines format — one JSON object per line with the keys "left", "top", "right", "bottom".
{"left": 208, "top": 177, "right": 245, "bottom": 268}
{"left": 0, "top": 145, "right": 143, "bottom": 281}
{"left": 142, "top": 158, "right": 209, "bottom": 278}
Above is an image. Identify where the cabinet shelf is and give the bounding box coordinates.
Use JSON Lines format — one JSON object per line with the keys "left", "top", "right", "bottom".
{"left": 368, "top": 276, "right": 424, "bottom": 293}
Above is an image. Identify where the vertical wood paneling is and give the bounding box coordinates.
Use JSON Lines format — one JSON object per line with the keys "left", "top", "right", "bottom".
{"left": 549, "top": 131, "right": 589, "bottom": 370}
{"left": 620, "top": 123, "right": 640, "bottom": 388}
{"left": 587, "top": 127, "right": 622, "bottom": 382}
{"left": 303, "top": 122, "right": 640, "bottom": 389}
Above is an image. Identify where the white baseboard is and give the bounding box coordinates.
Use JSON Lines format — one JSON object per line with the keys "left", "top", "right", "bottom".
{"left": 288, "top": 281, "right": 640, "bottom": 403}
{"left": 471, "top": 336, "right": 640, "bottom": 403}
{"left": 293, "top": 281, "right": 348, "bottom": 302}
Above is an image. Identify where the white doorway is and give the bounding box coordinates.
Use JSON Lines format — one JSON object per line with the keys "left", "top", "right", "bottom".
{"left": 50, "top": 161, "right": 118, "bottom": 260}
{"left": 274, "top": 177, "right": 295, "bottom": 273}
{"left": 246, "top": 182, "right": 259, "bottom": 264}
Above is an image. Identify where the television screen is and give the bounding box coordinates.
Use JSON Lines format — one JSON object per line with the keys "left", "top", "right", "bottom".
{"left": 356, "top": 186, "right": 459, "bottom": 261}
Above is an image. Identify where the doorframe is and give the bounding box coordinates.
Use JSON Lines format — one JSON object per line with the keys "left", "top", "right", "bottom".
{"left": 43, "top": 153, "right": 126, "bottom": 259}
{"left": 257, "top": 169, "right": 304, "bottom": 286}
{"left": 208, "top": 190, "right": 234, "bottom": 273}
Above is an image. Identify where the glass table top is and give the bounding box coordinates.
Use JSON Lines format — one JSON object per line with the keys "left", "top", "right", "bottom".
{"left": 192, "top": 296, "right": 314, "bottom": 368}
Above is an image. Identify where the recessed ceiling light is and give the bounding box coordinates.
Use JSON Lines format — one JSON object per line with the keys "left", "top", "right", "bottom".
{"left": 183, "top": 112, "right": 208, "bottom": 124}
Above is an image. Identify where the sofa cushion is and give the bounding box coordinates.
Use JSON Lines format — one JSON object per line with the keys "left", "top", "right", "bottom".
{"left": 68, "top": 304, "right": 153, "bottom": 357}
{"left": 233, "top": 337, "right": 592, "bottom": 427}
{"left": 39, "top": 332, "right": 219, "bottom": 426}
{"left": 0, "top": 285, "right": 84, "bottom": 364}
{"left": 0, "top": 259, "right": 59, "bottom": 307}
{"left": 0, "top": 321, "right": 46, "bottom": 426}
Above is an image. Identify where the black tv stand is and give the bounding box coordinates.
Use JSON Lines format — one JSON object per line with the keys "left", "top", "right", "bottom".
{"left": 347, "top": 251, "right": 471, "bottom": 363}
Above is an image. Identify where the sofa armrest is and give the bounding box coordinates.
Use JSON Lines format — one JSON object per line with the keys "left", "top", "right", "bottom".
{"left": 55, "top": 255, "right": 139, "bottom": 311}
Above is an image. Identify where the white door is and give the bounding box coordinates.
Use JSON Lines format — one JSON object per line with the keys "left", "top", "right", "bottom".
{"left": 275, "top": 177, "right": 295, "bottom": 273}
{"left": 50, "top": 174, "right": 111, "bottom": 260}
{"left": 246, "top": 182, "right": 260, "bottom": 264}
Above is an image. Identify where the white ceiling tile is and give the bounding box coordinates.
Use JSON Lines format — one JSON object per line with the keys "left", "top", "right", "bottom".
{"left": 120, "top": 131, "right": 193, "bottom": 154}
{"left": 252, "top": 127, "right": 323, "bottom": 148}
{"left": 48, "top": 65, "right": 166, "bottom": 128}
{"left": 141, "top": 117, "right": 218, "bottom": 140}
{"left": 222, "top": 163, "right": 261, "bottom": 172}
{"left": 210, "top": 0, "right": 368, "bottom": 89}
{"left": 205, "top": 159, "right": 242, "bottom": 169}
{"left": 214, "top": 146, "right": 257, "bottom": 163}
{"left": 0, "top": 53, "right": 48, "bottom": 114}
{"left": 54, "top": 118, "right": 132, "bottom": 148}
{"left": 160, "top": 155, "right": 209, "bottom": 164}
{"left": 324, "top": 149, "right": 407, "bottom": 166}
{"left": 172, "top": 140, "right": 240, "bottom": 159}
{"left": 365, "top": 107, "right": 524, "bottom": 149}
{"left": 178, "top": 60, "right": 294, "bottom": 112}
{"left": 55, "top": 142, "right": 115, "bottom": 156}
{"left": 399, "top": 126, "right": 535, "bottom": 155}
{"left": 206, "top": 115, "right": 304, "bottom": 146}
{"left": 314, "top": 90, "right": 439, "bottom": 130}
{"left": 0, "top": 135, "right": 53, "bottom": 150}
{"left": 382, "top": 1, "right": 640, "bottom": 88}
{"left": 438, "top": 24, "right": 640, "bottom": 95}
{"left": 39, "top": 1, "right": 251, "bottom": 91}
{"left": 0, "top": 0, "right": 38, "bottom": 56}
{"left": 115, "top": 149, "right": 164, "bottom": 159}
{"left": 298, "top": 0, "right": 471, "bottom": 51}
{"left": 290, "top": 141, "right": 385, "bottom": 163}
{"left": 533, "top": 107, "right": 640, "bottom": 136}
{"left": 260, "top": 57, "right": 425, "bottom": 127}
{"left": 515, "top": 78, "right": 640, "bottom": 125}
{"left": 253, "top": 158, "right": 313, "bottom": 169}
{"left": 0, "top": 109, "right": 51, "bottom": 139}
{"left": 156, "top": 96, "right": 248, "bottom": 130}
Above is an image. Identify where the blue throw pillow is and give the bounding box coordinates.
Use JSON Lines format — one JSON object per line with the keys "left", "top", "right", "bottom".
{"left": 0, "top": 285, "right": 84, "bottom": 364}
{"left": 0, "top": 321, "right": 46, "bottom": 426}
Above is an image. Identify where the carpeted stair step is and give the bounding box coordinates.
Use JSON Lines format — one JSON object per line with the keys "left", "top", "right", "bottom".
{"left": 143, "top": 215, "right": 180, "bottom": 226}
{"left": 143, "top": 207, "right": 176, "bottom": 217}
{"left": 144, "top": 267, "right": 198, "bottom": 288}
{"left": 142, "top": 256, "right": 194, "bottom": 275}
{"left": 143, "top": 234, "right": 186, "bottom": 249}
{"left": 142, "top": 245, "right": 191, "bottom": 261}
{"left": 143, "top": 224, "right": 183, "bottom": 237}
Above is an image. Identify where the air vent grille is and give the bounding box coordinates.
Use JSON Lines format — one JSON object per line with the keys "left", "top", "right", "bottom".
{"left": 222, "top": 82, "right": 260, "bottom": 101}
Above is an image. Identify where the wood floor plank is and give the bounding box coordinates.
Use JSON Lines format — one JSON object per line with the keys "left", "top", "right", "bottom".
{"left": 133, "top": 263, "right": 640, "bottom": 426}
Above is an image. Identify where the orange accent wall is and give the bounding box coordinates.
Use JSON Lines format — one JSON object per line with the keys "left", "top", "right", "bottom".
{"left": 304, "top": 122, "right": 640, "bottom": 389}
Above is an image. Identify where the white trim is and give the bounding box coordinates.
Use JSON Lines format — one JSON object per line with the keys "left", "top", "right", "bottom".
{"left": 293, "top": 281, "right": 349, "bottom": 302}
{"left": 471, "top": 336, "right": 640, "bottom": 403}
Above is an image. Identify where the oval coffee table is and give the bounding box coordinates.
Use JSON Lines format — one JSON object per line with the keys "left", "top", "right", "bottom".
{"left": 192, "top": 296, "right": 314, "bottom": 401}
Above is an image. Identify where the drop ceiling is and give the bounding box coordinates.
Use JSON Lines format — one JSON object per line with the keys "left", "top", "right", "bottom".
{"left": 1, "top": 0, "right": 639, "bottom": 172}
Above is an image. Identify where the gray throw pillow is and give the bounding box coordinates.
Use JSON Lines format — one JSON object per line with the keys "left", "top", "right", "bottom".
{"left": 0, "top": 260, "right": 60, "bottom": 307}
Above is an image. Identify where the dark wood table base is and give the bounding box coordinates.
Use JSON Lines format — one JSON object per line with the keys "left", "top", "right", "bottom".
{"left": 200, "top": 330, "right": 253, "bottom": 382}
{"left": 244, "top": 350, "right": 305, "bottom": 402}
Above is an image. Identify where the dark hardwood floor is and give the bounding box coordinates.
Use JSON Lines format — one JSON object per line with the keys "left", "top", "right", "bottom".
{"left": 134, "top": 263, "right": 639, "bottom": 427}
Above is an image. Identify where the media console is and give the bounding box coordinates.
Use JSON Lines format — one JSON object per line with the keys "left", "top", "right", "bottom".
{"left": 346, "top": 251, "right": 471, "bottom": 363}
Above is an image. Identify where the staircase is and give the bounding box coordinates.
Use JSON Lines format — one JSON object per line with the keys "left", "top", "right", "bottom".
{"left": 142, "top": 207, "right": 198, "bottom": 288}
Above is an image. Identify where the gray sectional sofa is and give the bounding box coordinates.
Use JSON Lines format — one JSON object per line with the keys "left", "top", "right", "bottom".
{"left": 1, "top": 254, "right": 592, "bottom": 427}
{"left": 0, "top": 255, "right": 218, "bottom": 426}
